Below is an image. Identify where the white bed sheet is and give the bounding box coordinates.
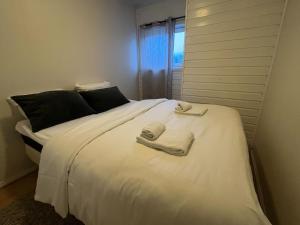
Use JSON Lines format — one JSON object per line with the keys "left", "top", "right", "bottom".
{"left": 15, "top": 101, "right": 137, "bottom": 146}
{"left": 35, "top": 99, "right": 270, "bottom": 225}
{"left": 15, "top": 116, "right": 97, "bottom": 145}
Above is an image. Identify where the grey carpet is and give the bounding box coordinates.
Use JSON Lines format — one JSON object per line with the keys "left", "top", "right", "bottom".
{"left": 0, "top": 193, "right": 84, "bottom": 225}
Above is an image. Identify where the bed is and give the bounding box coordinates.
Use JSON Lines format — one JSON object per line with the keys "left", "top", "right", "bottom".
{"left": 16, "top": 113, "right": 101, "bottom": 164}
{"left": 15, "top": 98, "right": 270, "bottom": 225}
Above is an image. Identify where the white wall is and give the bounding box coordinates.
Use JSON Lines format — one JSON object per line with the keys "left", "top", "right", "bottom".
{"left": 255, "top": 0, "right": 300, "bottom": 224}
{"left": 136, "top": 0, "right": 186, "bottom": 25}
{"left": 0, "top": 0, "right": 138, "bottom": 186}
{"left": 182, "top": 0, "right": 286, "bottom": 144}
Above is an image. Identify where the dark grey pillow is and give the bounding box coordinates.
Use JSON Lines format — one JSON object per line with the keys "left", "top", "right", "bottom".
{"left": 11, "top": 90, "right": 96, "bottom": 132}
{"left": 79, "top": 86, "right": 129, "bottom": 113}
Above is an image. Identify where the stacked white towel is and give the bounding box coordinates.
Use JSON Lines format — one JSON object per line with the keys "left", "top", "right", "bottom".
{"left": 175, "top": 108, "right": 208, "bottom": 116}
{"left": 137, "top": 130, "right": 194, "bottom": 156}
{"left": 175, "top": 101, "right": 192, "bottom": 112}
{"left": 175, "top": 101, "right": 208, "bottom": 116}
{"left": 141, "top": 122, "right": 166, "bottom": 141}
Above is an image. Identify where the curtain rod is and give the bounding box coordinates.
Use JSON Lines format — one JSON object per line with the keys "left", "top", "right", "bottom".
{"left": 140, "top": 16, "right": 185, "bottom": 28}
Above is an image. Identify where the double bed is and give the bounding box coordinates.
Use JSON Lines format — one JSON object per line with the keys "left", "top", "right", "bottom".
{"left": 15, "top": 98, "right": 270, "bottom": 225}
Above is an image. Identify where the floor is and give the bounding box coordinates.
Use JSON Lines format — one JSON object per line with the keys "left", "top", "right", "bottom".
{"left": 0, "top": 172, "right": 38, "bottom": 209}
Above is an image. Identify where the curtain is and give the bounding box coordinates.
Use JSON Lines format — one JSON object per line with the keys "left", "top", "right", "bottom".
{"left": 138, "top": 19, "right": 175, "bottom": 99}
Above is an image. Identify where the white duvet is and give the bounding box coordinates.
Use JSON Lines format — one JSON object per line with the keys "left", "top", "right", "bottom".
{"left": 35, "top": 99, "right": 271, "bottom": 225}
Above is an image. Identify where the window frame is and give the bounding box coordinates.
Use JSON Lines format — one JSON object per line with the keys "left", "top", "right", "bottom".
{"left": 172, "top": 20, "right": 185, "bottom": 70}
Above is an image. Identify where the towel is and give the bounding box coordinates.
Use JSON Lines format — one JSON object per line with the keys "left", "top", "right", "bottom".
{"left": 175, "top": 108, "right": 208, "bottom": 116}
{"left": 137, "top": 130, "right": 194, "bottom": 156}
{"left": 141, "top": 122, "right": 166, "bottom": 141}
{"left": 175, "top": 101, "right": 192, "bottom": 112}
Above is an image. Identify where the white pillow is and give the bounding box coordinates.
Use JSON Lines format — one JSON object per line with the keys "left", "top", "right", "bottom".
{"left": 75, "top": 81, "right": 111, "bottom": 91}
{"left": 7, "top": 97, "right": 28, "bottom": 118}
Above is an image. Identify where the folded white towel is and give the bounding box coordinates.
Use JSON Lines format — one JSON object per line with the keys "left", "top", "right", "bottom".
{"left": 175, "top": 108, "right": 208, "bottom": 116}
{"left": 137, "top": 130, "right": 194, "bottom": 156}
{"left": 141, "top": 122, "right": 166, "bottom": 141}
{"left": 175, "top": 101, "right": 192, "bottom": 112}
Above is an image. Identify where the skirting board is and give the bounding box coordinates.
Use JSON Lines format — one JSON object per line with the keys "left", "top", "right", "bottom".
{"left": 0, "top": 166, "right": 37, "bottom": 188}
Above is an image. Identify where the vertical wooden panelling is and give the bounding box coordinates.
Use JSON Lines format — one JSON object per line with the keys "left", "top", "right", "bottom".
{"left": 182, "top": 0, "right": 286, "bottom": 144}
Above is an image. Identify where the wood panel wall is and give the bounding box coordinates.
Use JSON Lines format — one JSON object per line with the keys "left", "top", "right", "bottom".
{"left": 172, "top": 69, "right": 183, "bottom": 100}
{"left": 182, "top": 0, "right": 286, "bottom": 143}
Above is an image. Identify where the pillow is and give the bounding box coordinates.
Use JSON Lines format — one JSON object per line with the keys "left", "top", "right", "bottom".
{"left": 7, "top": 88, "right": 66, "bottom": 119}
{"left": 11, "top": 90, "right": 96, "bottom": 132}
{"left": 7, "top": 89, "right": 64, "bottom": 119}
{"left": 79, "top": 86, "right": 129, "bottom": 113}
{"left": 75, "top": 81, "right": 111, "bottom": 91}
{"left": 7, "top": 97, "right": 28, "bottom": 118}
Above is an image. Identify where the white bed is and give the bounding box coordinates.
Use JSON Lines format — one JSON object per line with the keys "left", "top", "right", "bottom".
{"left": 17, "top": 99, "right": 270, "bottom": 225}
{"left": 16, "top": 113, "right": 101, "bottom": 164}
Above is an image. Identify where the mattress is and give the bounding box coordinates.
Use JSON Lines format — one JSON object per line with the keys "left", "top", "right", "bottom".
{"left": 34, "top": 99, "right": 270, "bottom": 225}
{"left": 21, "top": 135, "right": 43, "bottom": 152}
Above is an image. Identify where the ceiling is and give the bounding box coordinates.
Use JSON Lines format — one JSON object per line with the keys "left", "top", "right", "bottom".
{"left": 122, "top": 0, "right": 163, "bottom": 7}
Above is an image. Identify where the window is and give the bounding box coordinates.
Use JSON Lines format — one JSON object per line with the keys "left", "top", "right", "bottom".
{"left": 173, "top": 21, "right": 185, "bottom": 69}
{"left": 138, "top": 18, "right": 185, "bottom": 99}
